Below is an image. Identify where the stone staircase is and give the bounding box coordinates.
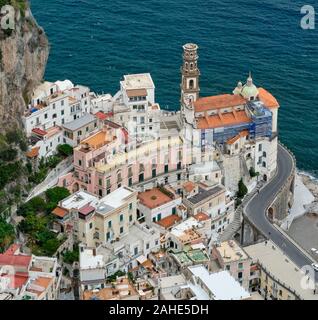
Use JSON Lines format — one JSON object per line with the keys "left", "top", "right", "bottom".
{"left": 219, "top": 181, "right": 266, "bottom": 242}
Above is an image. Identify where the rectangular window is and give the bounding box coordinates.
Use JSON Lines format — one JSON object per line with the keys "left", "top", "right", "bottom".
{"left": 108, "top": 221, "right": 112, "bottom": 228}
{"left": 120, "top": 214, "right": 124, "bottom": 222}
{"left": 120, "top": 226, "right": 124, "bottom": 234}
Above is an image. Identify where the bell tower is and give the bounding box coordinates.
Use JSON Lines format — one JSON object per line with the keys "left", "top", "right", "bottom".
{"left": 180, "top": 43, "right": 200, "bottom": 125}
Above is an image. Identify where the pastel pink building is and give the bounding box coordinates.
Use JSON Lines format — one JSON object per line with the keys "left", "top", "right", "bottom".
{"left": 58, "top": 120, "right": 187, "bottom": 197}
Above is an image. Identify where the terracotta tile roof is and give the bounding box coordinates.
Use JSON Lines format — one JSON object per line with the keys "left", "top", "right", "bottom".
{"left": 32, "top": 128, "right": 47, "bottom": 136}
{"left": 95, "top": 111, "right": 113, "bottom": 120}
{"left": 26, "top": 147, "right": 40, "bottom": 158}
{"left": 4, "top": 244, "right": 21, "bottom": 255}
{"left": 81, "top": 131, "right": 111, "bottom": 149}
{"left": 194, "top": 212, "right": 210, "bottom": 222}
{"left": 197, "top": 110, "right": 251, "bottom": 129}
{"left": 258, "top": 88, "right": 279, "bottom": 109}
{"left": 138, "top": 188, "right": 173, "bottom": 209}
{"left": 0, "top": 254, "right": 31, "bottom": 268}
{"left": 156, "top": 214, "right": 182, "bottom": 229}
{"left": 0, "top": 272, "right": 29, "bottom": 289}
{"left": 227, "top": 130, "right": 249, "bottom": 145}
{"left": 78, "top": 205, "right": 95, "bottom": 216}
{"left": 52, "top": 206, "right": 69, "bottom": 218}
{"left": 183, "top": 181, "right": 196, "bottom": 193}
{"left": 194, "top": 94, "right": 246, "bottom": 112}
{"left": 28, "top": 276, "right": 53, "bottom": 296}
{"left": 126, "top": 88, "right": 147, "bottom": 98}
{"left": 227, "top": 134, "right": 240, "bottom": 145}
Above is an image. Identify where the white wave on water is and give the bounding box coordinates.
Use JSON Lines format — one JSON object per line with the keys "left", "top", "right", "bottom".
{"left": 297, "top": 169, "right": 318, "bottom": 184}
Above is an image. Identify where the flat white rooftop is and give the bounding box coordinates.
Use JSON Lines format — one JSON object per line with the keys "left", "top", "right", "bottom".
{"left": 188, "top": 266, "right": 250, "bottom": 300}
{"left": 97, "top": 186, "right": 135, "bottom": 214}
{"left": 121, "top": 73, "right": 155, "bottom": 90}
{"left": 61, "top": 191, "right": 99, "bottom": 211}
{"left": 170, "top": 217, "right": 200, "bottom": 238}
{"left": 80, "top": 248, "right": 104, "bottom": 270}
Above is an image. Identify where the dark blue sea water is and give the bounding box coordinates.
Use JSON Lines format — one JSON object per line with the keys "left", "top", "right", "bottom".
{"left": 30, "top": 0, "right": 318, "bottom": 176}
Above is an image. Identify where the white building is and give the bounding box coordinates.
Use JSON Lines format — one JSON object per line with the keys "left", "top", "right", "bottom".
{"left": 28, "top": 126, "right": 63, "bottom": 158}
{"left": 62, "top": 113, "right": 99, "bottom": 147}
{"left": 186, "top": 265, "right": 251, "bottom": 300}
{"left": 23, "top": 80, "right": 91, "bottom": 137}
{"left": 112, "top": 73, "right": 161, "bottom": 140}
{"left": 137, "top": 187, "right": 182, "bottom": 225}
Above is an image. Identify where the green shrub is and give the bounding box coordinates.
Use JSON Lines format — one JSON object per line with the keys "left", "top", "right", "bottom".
{"left": 237, "top": 178, "right": 248, "bottom": 199}
{"left": 57, "top": 144, "right": 73, "bottom": 157}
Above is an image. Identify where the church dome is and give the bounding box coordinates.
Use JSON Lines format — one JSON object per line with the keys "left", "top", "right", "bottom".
{"left": 240, "top": 73, "right": 259, "bottom": 100}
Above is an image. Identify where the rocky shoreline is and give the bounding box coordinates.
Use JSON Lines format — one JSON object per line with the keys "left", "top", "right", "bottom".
{"left": 298, "top": 172, "right": 318, "bottom": 215}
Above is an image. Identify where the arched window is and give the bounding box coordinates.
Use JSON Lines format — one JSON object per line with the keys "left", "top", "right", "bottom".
{"left": 189, "top": 79, "right": 194, "bottom": 89}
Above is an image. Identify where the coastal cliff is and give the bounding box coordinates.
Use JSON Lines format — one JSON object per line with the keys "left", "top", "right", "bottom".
{"left": 0, "top": 1, "right": 49, "bottom": 132}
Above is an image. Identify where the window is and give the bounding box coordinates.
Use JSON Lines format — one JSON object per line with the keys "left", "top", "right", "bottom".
{"left": 106, "top": 232, "right": 111, "bottom": 241}
{"left": 61, "top": 110, "right": 64, "bottom": 115}
{"left": 44, "top": 113, "right": 48, "bottom": 119}
{"left": 61, "top": 100, "right": 64, "bottom": 106}
{"left": 120, "top": 214, "right": 124, "bottom": 222}
{"left": 172, "top": 207, "right": 176, "bottom": 215}
{"left": 238, "top": 262, "right": 243, "bottom": 269}
{"left": 120, "top": 226, "right": 124, "bottom": 234}
{"left": 226, "top": 265, "right": 231, "bottom": 271}
{"left": 108, "top": 221, "right": 112, "bottom": 228}
{"left": 258, "top": 144, "right": 262, "bottom": 152}
{"left": 78, "top": 160, "right": 82, "bottom": 166}
{"left": 134, "top": 247, "right": 138, "bottom": 256}
{"left": 238, "top": 272, "right": 243, "bottom": 279}
{"left": 129, "top": 215, "right": 133, "bottom": 222}
{"left": 128, "top": 178, "right": 133, "bottom": 187}
{"left": 146, "top": 243, "right": 150, "bottom": 250}
{"left": 89, "top": 222, "right": 93, "bottom": 229}
{"left": 129, "top": 203, "right": 133, "bottom": 210}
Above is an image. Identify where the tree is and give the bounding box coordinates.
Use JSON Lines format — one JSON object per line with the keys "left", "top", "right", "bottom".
{"left": 45, "top": 187, "right": 70, "bottom": 210}
{"left": 0, "top": 218, "right": 15, "bottom": 253}
{"left": 63, "top": 245, "right": 79, "bottom": 264}
{"left": 237, "top": 178, "right": 248, "bottom": 199}
{"left": 42, "top": 238, "right": 60, "bottom": 256}
{"left": 17, "top": 196, "right": 46, "bottom": 217}
{"left": 57, "top": 144, "right": 73, "bottom": 157}
{"left": 249, "top": 167, "right": 259, "bottom": 178}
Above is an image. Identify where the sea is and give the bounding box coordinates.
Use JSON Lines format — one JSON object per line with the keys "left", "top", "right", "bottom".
{"left": 30, "top": 0, "right": 318, "bottom": 177}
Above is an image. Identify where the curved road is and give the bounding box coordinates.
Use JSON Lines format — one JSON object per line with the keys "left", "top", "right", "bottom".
{"left": 244, "top": 144, "right": 314, "bottom": 270}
